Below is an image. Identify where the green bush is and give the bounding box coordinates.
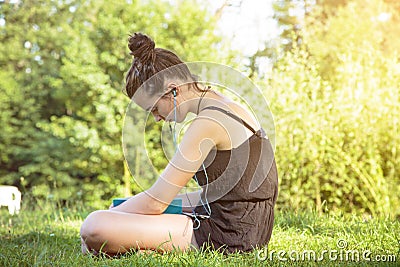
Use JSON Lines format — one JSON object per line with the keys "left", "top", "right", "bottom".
{"left": 266, "top": 0, "right": 400, "bottom": 216}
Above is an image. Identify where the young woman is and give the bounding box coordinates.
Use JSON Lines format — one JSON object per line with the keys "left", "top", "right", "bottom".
{"left": 80, "top": 33, "right": 278, "bottom": 255}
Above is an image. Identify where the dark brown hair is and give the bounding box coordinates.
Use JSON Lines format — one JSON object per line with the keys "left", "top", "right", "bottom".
{"left": 124, "top": 33, "right": 195, "bottom": 98}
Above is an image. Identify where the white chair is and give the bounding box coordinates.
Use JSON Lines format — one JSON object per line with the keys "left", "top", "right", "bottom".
{"left": 0, "top": 186, "right": 21, "bottom": 215}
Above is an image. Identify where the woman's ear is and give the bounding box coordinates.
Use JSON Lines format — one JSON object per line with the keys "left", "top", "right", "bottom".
{"left": 166, "top": 83, "right": 179, "bottom": 97}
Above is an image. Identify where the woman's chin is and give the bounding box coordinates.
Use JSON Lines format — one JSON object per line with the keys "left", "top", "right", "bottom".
{"left": 165, "top": 117, "right": 178, "bottom": 123}
{"left": 166, "top": 114, "right": 186, "bottom": 123}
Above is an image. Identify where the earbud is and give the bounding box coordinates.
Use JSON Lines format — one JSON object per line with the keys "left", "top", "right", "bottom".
{"left": 171, "top": 88, "right": 177, "bottom": 97}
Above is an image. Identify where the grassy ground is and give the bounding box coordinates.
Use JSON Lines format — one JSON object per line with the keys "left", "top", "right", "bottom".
{"left": 0, "top": 201, "right": 399, "bottom": 267}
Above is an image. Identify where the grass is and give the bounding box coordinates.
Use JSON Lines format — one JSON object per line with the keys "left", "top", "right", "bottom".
{"left": 0, "top": 201, "right": 399, "bottom": 267}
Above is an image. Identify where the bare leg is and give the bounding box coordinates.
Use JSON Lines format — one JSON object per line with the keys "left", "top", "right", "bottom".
{"left": 80, "top": 210, "right": 197, "bottom": 255}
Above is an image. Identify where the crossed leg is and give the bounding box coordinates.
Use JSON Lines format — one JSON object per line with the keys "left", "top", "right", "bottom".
{"left": 80, "top": 210, "right": 197, "bottom": 255}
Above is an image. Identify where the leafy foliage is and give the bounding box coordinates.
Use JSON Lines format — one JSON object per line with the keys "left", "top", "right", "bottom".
{"left": 268, "top": 0, "right": 400, "bottom": 216}
{"left": 0, "top": 0, "right": 223, "bottom": 208}
{"left": 0, "top": 0, "right": 398, "bottom": 216}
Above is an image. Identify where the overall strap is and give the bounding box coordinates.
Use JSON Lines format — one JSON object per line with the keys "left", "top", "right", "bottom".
{"left": 201, "top": 106, "right": 259, "bottom": 136}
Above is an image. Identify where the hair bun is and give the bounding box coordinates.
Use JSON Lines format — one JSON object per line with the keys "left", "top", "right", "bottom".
{"left": 128, "top": 33, "right": 155, "bottom": 63}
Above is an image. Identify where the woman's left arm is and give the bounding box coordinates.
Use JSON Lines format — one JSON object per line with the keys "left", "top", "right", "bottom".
{"left": 111, "top": 113, "right": 222, "bottom": 214}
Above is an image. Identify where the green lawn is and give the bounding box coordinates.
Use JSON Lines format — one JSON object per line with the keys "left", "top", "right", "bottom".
{"left": 0, "top": 202, "right": 399, "bottom": 267}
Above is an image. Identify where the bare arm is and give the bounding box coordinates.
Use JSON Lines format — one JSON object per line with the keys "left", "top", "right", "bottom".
{"left": 111, "top": 113, "right": 221, "bottom": 214}
{"left": 176, "top": 190, "right": 202, "bottom": 212}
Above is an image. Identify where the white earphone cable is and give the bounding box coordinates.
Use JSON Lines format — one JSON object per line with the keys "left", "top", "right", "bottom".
{"left": 171, "top": 91, "right": 211, "bottom": 230}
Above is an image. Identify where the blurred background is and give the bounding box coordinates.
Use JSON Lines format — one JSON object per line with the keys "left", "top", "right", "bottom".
{"left": 0, "top": 0, "right": 399, "bottom": 217}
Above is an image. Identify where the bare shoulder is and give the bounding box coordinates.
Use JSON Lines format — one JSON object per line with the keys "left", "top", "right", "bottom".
{"left": 199, "top": 101, "right": 260, "bottom": 131}
{"left": 183, "top": 108, "right": 228, "bottom": 147}
{"left": 174, "top": 109, "right": 226, "bottom": 164}
{"left": 193, "top": 101, "right": 261, "bottom": 150}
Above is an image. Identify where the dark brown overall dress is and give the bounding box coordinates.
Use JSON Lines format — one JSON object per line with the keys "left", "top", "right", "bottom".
{"left": 192, "top": 106, "right": 278, "bottom": 254}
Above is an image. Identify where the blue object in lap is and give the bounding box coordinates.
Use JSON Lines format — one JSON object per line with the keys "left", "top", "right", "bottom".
{"left": 163, "top": 198, "right": 182, "bottom": 214}
{"left": 112, "top": 197, "right": 182, "bottom": 214}
{"left": 112, "top": 197, "right": 130, "bottom": 207}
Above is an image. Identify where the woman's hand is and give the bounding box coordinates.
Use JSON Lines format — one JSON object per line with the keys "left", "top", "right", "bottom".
{"left": 110, "top": 192, "right": 166, "bottom": 214}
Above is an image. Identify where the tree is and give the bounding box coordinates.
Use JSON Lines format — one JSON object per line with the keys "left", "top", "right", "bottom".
{"left": 266, "top": 0, "right": 400, "bottom": 216}
{"left": 0, "top": 0, "right": 226, "bottom": 208}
